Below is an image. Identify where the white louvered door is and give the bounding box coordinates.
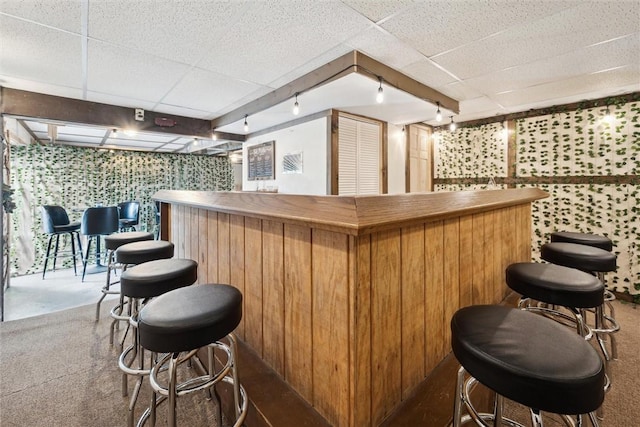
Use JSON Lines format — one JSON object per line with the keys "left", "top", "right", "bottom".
{"left": 338, "top": 116, "right": 381, "bottom": 195}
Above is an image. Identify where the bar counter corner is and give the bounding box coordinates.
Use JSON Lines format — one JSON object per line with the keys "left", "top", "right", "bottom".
{"left": 153, "top": 188, "right": 548, "bottom": 427}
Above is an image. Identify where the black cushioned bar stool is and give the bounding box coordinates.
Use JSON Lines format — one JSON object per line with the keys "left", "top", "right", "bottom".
{"left": 506, "top": 262, "right": 604, "bottom": 339}
{"left": 550, "top": 231, "right": 613, "bottom": 252}
{"left": 137, "top": 284, "right": 248, "bottom": 427}
{"left": 451, "top": 305, "right": 605, "bottom": 427}
{"left": 96, "top": 231, "right": 154, "bottom": 320}
{"left": 541, "top": 242, "right": 619, "bottom": 364}
{"left": 109, "top": 240, "right": 175, "bottom": 346}
{"left": 118, "top": 258, "right": 197, "bottom": 427}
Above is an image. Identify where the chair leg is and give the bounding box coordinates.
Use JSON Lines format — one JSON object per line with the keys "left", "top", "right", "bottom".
{"left": 70, "top": 232, "right": 78, "bottom": 275}
{"left": 76, "top": 232, "right": 83, "bottom": 260}
{"left": 53, "top": 234, "right": 61, "bottom": 271}
{"left": 43, "top": 235, "right": 54, "bottom": 279}
{"left": 82, "top": 237, "right": 92, "bottom": 282}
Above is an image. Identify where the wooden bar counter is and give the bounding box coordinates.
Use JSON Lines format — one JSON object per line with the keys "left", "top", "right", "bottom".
{"left": 153, "top": 188, "right": 548, "bottom": 426}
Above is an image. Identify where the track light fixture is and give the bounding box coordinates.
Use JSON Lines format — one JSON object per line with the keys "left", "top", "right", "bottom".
{"left": 449, "top": 116, "right": 456, "bottom": 132}
{"left": 111, "top": 128, "right": 118, "bottom": 137}
{"left": 293, "top": 93, "right": 300, "bottom": 116}
{"left": 243, "top": 115, "right": 249, "bottom": 132}
{"left": 436, "top": 102, "right": 442, "bottom": 122}
{"left": 212, "top": 131, "right": 217, "bottom": 140}
{"left": 376, "top": 77, "right": 384, "bottom": 104}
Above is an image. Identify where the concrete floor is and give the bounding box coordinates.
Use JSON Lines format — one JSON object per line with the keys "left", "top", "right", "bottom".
{"left": 2, "top": 265, "right": 119, "bottom": 321}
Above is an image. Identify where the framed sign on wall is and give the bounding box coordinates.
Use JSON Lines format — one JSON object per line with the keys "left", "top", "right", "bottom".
{"left": 247, "top": 141, "right": 275, "bottom": 181}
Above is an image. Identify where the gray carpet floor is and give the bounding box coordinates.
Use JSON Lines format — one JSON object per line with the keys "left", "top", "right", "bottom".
{"left": 0, "top": 303, "right": 224, "bottom": 427}
{"left": 1, "top": 299, "right": 638, "bottom": 426}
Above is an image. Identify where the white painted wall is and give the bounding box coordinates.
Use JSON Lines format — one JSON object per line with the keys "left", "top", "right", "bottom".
{"left": 387, "top": 123, "right": 406, "bottom": 194}
{"left": 242, "top": 117, "right": 329, "bottom": 195}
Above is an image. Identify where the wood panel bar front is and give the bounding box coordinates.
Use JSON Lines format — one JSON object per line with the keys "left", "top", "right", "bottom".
{"left": 155, "top": 188, "right": 547, "bottom": 426}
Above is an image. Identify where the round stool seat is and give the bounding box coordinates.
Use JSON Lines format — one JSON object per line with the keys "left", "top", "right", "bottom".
{"left": 541, "top": 242, "right": 616, "bottom": 273}
{"left": 139, "top": 284, "right": 242, "bottom": 354}
{"left": 451, "top": 305, "right": 605, "bottom": 415}
{"left": 551, "top": 231, "right": 613, "bottom": 252}
{"left": 506, "top": 262, "right": 604, "bottom": 308}
{"left": 104, "top": 231, "right": 153, "bottom": 251}
{"left": 115, "top": 240, "right": 174, "bottom": 265}
{"left": 120, "top": 258, "right": 197, "bottom": 299}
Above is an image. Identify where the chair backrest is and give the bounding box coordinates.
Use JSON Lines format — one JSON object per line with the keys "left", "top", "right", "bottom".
{"left": 40, "top": 205, "right": 71, "bottom": 234}
{"left": 118, "top": 201, "right": 140, "bottom": 223}
{"left": 81, "top": 206, "right": 119, "bottom": 236}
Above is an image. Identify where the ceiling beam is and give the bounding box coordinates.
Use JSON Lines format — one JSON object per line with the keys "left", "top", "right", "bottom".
{"left": 211, "top": 50, "right": 459, "bottom": 129}
{"left": 211, "top": 51, "right": 358, "bottom": 129}
{"left": 352, "top": 51, "right": 459, "bottom": 114}
{"left": 1, "top": 87, "right": 213, "bottom": 139}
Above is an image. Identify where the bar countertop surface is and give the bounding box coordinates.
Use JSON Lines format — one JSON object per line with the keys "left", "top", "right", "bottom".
{"left": 153, "top": 188, "right": 548, "bottom": 236}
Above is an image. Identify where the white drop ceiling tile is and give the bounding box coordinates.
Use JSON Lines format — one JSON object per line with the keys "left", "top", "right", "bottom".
{"left": 84, "top": 91, "right": 157, "bottom": 111}
{"left": 464, "top": 34, "right": 640, "bottom": 96}
{"left": 346, "top": 27, "right": 426, "bottom": 69}
{"left": 380, "top": 1, "right": 576, "bottom": 57}
{"left": 0, "top": 75, "right": 84, "bottom": 100}
{"left": 341, "top": 0, "right": 418, "bottom": 23}
{"left": 162, "top": 67, "right": 266, "bottom": 115}
{"left": 0, "top": 15, "right": 82, "bottom": 87}
{"left": 88, "top": 1, "right": 248, "bottom": 65}
{"left": 0, "top": 0, "right": 82, "bottom": 33}
{"left": 433, "top": 1, "right": 640, "bottom": 80}
{"left": 266, "top": 45, "right": 354, "bottom": 89}
{"left": 438, "top": 81, "right": 484, "bottom": 103}
{"left": 161, "top": 143, "right": 186, "bottom": 150}
{"left": 494, "top": 65, "right": 640, "bottom": 109}
{"left": 458, "top": 97, "right": 505, "bottom": 118}
{"left": 87, "top": 40, "right": 191, "bottom": 104}
{"left": 58, "top": 125, "right": 108, "bottom": 138}
{"left": 400, "top": 59, "right": 460, "bottom": 90}
{"left": 56, "top": 134, "right": 104, "bottom": 144}
{"left": 196, "top": 1, "right": 369, "bottom": 85}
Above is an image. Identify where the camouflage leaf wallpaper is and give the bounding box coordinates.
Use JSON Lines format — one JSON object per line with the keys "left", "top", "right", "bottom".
{"left": 434, "top": 100, "right": 639, "bottom": 297}
{"left": 9, "top": 145, "right": 233, "bottom": 275}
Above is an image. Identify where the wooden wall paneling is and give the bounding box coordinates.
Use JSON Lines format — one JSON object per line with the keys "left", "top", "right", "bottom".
{"left": 244, "top": 217, "right": 263, "bottom": 355}
{"left": 471, "top": 213, "right": 487, "bottom": 305}
{"left": 262, "top": 220, "right": 285, "bottom": 376}
{"left": 425, "top": 220, "right": 445, "bottom": 374}
{"left": 190, "top": 208, "right": 199, "bottom": 280}
{"left": 517, "top": 204, "right": 532, "bottom": 262}
{"left": 218, "top": 213, "right": 231, "bottom": 284}
{"left": 501, "top": 207, "right": 515, "bottom": 299}
{"left": 458, "top": 215, "right": 473, "bottom": 308}
{"left": 490, "top": 209, "right": 502, "bottom": 303}
{"left": 351, "top": 234, "right": 372, "bottom": 427}
{"left": 482, "top": 211, "right": 496, "bottom": 304}
{"left": 442, "top": 218, "right": 460, "bottom": 352}
{"left": 175, "top": 205, "right": 184, "bottom": 258}
{"left": 198, "top": 209, "right": 209, "bottom": 284}
{"left": 170, "top": 204, "right": 178, "bottom": 252}
{"left": 283, "top": 224, "right": 313, "bottom": 402}
{"left": 230, "top": 215, "right": 246, "bottom": 340}
{"left": 312, "top": 229, "right": 350, "bottom": 426}
{"left": 400, "top": 225, "right": 426, "bottom": 400}
{"left": 371, "top": 229, "right": 402, "bottom": 424}
{"left": 183, "top": 206, "right": 191, "bottom": 261}
{"left": 207, "top": 210, "right": 219, "bottom": 283}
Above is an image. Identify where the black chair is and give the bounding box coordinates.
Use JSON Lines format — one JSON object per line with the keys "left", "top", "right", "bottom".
{"left": 118, "top": 201, "right": 140, "bottom": 232}
{"left": 81, "top": 206, "right": 119, "bottom": 281}
{"left": 40, "top": 205, "right": 83, "bottom": 279}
